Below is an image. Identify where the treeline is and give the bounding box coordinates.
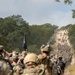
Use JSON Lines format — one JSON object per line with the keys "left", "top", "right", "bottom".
{"left": 61, "top": 24, "right": 75, "bottom": 51}
{"left": 0, "top": 15, "right": 58, "bottom": 54}
{"left": 67, "top": 24, "right": 75, "bottom": 50}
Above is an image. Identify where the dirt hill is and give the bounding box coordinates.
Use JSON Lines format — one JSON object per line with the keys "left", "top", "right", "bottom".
{"left": 53, "top": 29, "right": 73, "bottom": 66}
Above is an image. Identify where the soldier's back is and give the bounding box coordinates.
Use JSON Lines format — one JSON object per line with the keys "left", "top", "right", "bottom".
{"left": 22, "top": 68, "right": 38, "bottom": 75}
{"left": 13, "top": 64, "right": 23, "bottom": 75}
{"left": 22, "top": 64, "right": 45, "bottom": 75}
{"left": 0, "top": 57, "right": 10, "bottom": 75}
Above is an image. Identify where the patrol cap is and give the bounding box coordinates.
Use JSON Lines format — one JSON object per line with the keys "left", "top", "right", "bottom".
{"left": 8, "top": 53, "right": 12, "bottom": 57}
{"left": 0, "top": 45, "right": 4, "bottom": 51}
{"left": 21, "top": 51, "right": 27, "bottom": 56}
{"left": 12, "top": 51, "right": 18, "bottom": 54}
{"left": 24, "top": 53, "right": 38, "bottom": 64}
{"left": 11, "top": 55, "right": 18, "bottom": 61}
{"left": 22, "top": 51, "right": 27, "bottom": 54}
{"left": 12, "top": 51, "right": 18, "bottom": 56}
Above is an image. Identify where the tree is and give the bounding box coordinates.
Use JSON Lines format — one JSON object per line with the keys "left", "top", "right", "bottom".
{"left": 55, "top": 0, "right": 75, "bottom": 18}
{"left": 67, "top": 24, "right": 75, "bottom": 49}
{"left": 29, "top": 23, "right": 58, "bottom": 48}
{"left": 55, "top": 0, "right": 72, "bottom": 4}
{"left": 0, "top": 15, "right": 30, "bottom": 52}
{"left": 72, "top": 10, "right": 75, "bottom": 18}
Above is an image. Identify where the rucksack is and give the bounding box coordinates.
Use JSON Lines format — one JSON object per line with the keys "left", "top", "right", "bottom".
{"left": 58, "top": 61, "right": 65, "bottom": 70}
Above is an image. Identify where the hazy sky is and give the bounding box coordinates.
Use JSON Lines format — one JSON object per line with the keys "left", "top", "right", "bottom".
{"left": 0, "top": 0, "right": 75, "bottom": 27}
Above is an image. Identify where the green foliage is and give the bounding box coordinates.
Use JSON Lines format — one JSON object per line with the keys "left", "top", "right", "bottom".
{"left": 68, "top": 24, "right": 75, "bottom": 49}
{"left": 29, "top": 23, "right": 58, "bottom": 48}
{"left": 28, "top": 45, "right": 40, "bottom": 54}
{"left": 72, "top": 10, "right": 75, "bottom": 18}
{"left": 0, "top": 15, "right": 30, "bottom": 52}
{"left": 55, "top": 0, "right": 74, "bottom": 18}
{"left": 0, "top": 15, "right": 58, "bottom": 53}
{"left": 55, "top": 0, "right": 73, "bottom": 4}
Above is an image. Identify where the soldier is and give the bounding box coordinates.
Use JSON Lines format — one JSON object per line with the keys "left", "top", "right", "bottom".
{"left": 57, "top": 57, "right": 65, "bottom": 75}
{"left": 38, "top": 44, "right": 52, "bottom": 75}
{"left": 23, "top": 53, "right": 38, "bottom": 68}
{"left": 21, "top": 51, "right": 27, "bottom": 57}
{"left": 11, "top": 56, "right": 23, "bottom": 75}
{"left": 0, "top": 45, "right": 9, "bottom": 58}
{"left": 22, "top": 53, "right": 45, "bottom": 75}
{"left": 52, "top": 60, "right": 58, "bottom": 75}
{"left": 18, "top": 51, "right": 27, "bottom": 69}
{"left": 9, "top": 55, "right": 20, "bottom": 75}
{"left": 12, "top": 51, "right": 19, "bottom": 57}
{"left": 13, "top": 65, "right": 23, "bottom": 75}
{"left": 11, "top": 56, "right": 19, "bottom": 66}
{"left": 0, "top": 55, "right": 10, "bottom": 75}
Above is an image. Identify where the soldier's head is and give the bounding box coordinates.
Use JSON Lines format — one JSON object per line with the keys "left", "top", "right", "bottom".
{"left": 12, "top": 51, "right": 18, "bottom": 56}
{"left": 12, "top": 55, "right": 18, "bottom": 62}
{"left": 21, "top": 51, "right": 27, "bottom": 57}
{"left": 0, "top": 45, "right": 5, "bottom": 54}
{"left": 24, "top": 53, "right": 38, "bottom": 68}
{"left": 40, "top": 44, "right": 51, "bottom": 57}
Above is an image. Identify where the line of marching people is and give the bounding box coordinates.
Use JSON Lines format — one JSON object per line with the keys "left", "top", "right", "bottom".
{"left": 0, "top": 44, "right": 65, "bottom": 75}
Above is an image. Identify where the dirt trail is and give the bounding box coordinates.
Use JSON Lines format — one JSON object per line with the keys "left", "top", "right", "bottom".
{"left": 53, "top": 29, "right": 73, "bottom": 65}
{"left": 53, "top": 29, "right": 75, "bottom": 75}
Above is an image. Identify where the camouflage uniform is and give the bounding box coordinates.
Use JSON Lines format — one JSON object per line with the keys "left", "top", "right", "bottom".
{"left": 18, "top": 51, "right": 27, "bottom": 69}
{"left": 11, "top": 55, "right": 23, "bottom": 75}
{"left": 22, "top": 67, "right": 39, "bottom": 75}
{"left": 38, "top": 44, "right": 52, "bottom": 75}
{"left": 0, "top": 56, "right": 10, "bottom": 75}
{"left": 13, "top": 65, "right": 23, "bottom": 75}
{"left": 12, "top": 51, "right": 19, "bottom": 58}
{"left": 0, "top": 45, "right": 13, "bottom": 75}
{"left": 52, "top": 61, "right": 58, "bottom": 75}
{"left": 11, "top": 56, "right": 18, "bottom": 66}
{"left": 57, "top": 57, "right": 65, "bottom": 75}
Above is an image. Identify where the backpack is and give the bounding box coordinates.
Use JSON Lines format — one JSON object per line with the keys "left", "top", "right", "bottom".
{"left": 58, "top": 61, "right": 65, "bottom": 70}
{"left": 22, "top": 68, "right": 39, "bottom": 75}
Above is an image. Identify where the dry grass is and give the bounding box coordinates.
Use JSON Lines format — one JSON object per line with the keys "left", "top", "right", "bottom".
{"left": 66, "top": 65, "right": 75, "bottom": 75}
{"left": 65, "top": 55, "right": 75, "bottom": 75}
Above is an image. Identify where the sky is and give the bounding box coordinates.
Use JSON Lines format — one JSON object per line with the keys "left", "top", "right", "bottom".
{"left": 0, "top": 0, "right": 75, "bottom": 27}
